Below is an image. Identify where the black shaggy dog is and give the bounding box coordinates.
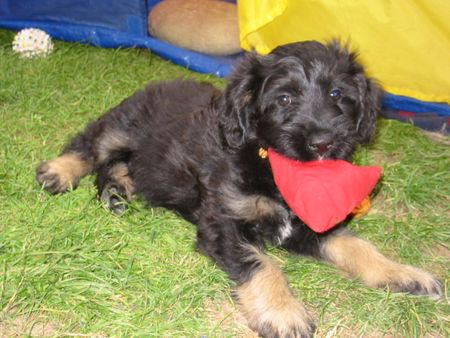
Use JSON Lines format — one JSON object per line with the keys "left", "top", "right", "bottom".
{"left": 37, "top": 41, "right": 441, "bottom": 337}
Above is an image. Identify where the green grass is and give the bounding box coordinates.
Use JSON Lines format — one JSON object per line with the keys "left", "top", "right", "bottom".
{"left": 0, "top": 29, "right": 449, "bottom": 337}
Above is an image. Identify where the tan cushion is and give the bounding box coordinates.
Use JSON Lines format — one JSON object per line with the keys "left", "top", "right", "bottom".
{"left": 148, "top": 0, "right": 241, "bottom": 55}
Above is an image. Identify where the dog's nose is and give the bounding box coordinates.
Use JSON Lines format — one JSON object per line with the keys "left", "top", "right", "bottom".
{"left": 309, "top": 141, "right": 332, "bottom": 155}
{"left": 308, "top": 134, "right": 334, "bottom": 156}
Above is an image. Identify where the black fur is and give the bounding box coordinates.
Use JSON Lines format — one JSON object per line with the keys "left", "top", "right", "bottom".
{"left": 38, "top": 41, "right": 441, "bottom": 337}
{"left": 130, "top": 42, "right": 380, "bottom": 279}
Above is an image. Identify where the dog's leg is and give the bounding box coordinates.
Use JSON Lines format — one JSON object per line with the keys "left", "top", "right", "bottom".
{"left": 37, "top": 109, "right": 135, "bottom": 194}
{"left": 319, "top": 229, "right": 441, "bottom": 298}
{"left": 96, "top": 161, "right": 134, "bottom": 214}
{"left": 236, "top": 246, "right": 315, "bottom": 338}
{"left": 197, "top": 224, "right": 315, "bottom": 338}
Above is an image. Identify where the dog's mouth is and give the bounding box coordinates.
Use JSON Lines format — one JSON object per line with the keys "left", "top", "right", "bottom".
{"left": 293, "top": 140, "right": 353, "bottom": 162}
{"left": 314, "top": 154, "right": 330, "bottom": 161}
{"left": 310, "top": 142, "right": 356, "bottom": 162}
{"left": 264, "top": 131, "right": 355, "bottom": 163}
{"left": 310, "top": 147, "right": 338, "bottom": 161}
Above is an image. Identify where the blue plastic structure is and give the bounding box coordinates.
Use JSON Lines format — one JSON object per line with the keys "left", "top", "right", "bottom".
{"left": 0, "top": 0, "right": 448, "bottom": 117}
{"left": 0, "top": 0, "right": 240, "bottom": 77}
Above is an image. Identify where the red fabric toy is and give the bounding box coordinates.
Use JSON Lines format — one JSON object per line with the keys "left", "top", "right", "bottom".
{"left": 265, "top": 148, "right": 382, "bottom": 233}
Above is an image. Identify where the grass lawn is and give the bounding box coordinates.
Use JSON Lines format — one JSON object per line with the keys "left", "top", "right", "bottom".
{"left": 0, "top": 29, "right": 449, "bottom": 337}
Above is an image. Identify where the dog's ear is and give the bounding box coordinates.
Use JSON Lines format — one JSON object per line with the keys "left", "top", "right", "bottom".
{"left": 220, "top": 53, "right": 270, "bottom": 149}
{"left": 354, "top": 74, "right": 383, "bottom": 143}
{"left": 328, "top": 40, "right": 383, "bottom": 143}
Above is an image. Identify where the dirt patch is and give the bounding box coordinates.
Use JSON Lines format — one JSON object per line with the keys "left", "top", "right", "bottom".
{"left": 368, "top": 149, "right": 401, "bottom": 165}
{"left": 0, "top": 315, "right": 60, "bottom": 338}
{"left": 421, "top": 130, "right": 450, "bottom": 145}
{"left": 368, "top": 190, "right": 408, "bottom": 220}
{"left": 0, "top": 313, "right": 107, "bottom": 338}
{"left": 315, "top": 316, "right": 408, "bottom": 338}
{"left": 432, "top": 242, "right": 450, "bottom": 259}
{"left": 203, "top": 296, "right": 258, "bottom": 338}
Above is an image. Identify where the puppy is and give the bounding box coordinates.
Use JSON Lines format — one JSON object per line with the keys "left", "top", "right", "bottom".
{"left": 36, "top": 41, "right": 441, "bottom": 337}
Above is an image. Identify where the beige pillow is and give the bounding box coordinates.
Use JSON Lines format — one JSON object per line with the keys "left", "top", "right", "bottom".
{"left": 148, "top": 0, "right": 241, "bottom": 55}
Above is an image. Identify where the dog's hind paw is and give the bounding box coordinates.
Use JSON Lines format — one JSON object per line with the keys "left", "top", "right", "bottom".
{"left": 36, "top": 160, "right": 77, "bottom": 194}
{"left": 36, "top": 153, "right": 91, "bottom": 194}
{"left": 100, "top": 183, "right": 128, "bottom": 215}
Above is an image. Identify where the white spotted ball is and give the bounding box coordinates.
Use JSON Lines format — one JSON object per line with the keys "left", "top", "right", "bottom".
{"left": 12, "top": 28, "right": 54, "bottom": 58}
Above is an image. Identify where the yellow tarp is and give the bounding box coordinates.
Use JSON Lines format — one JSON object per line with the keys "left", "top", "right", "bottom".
{"left": 238, "top": 0, "right": 450, "bottom": 103}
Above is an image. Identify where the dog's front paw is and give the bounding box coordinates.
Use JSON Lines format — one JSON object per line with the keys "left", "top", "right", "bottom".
{"left": 321, "top": 234, "right": 442, "bottom": 300}
{"left": 236, "top": 253, "right": 315, "bottom": 337}
{"left": 383, "top": 264, "right": 442, "bottom": 299}
{"left": 243, "top": 298, "right": 316, "bottom": 338}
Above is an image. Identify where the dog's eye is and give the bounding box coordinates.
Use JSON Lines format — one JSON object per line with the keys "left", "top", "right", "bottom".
{"left": 277, "top": 95, "right": 291, "bottom": 106}
{"left": 330, "top": 89, "right": 342, "bottom": 100}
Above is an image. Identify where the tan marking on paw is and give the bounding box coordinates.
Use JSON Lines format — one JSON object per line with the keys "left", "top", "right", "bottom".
{"left": 37, "top": 153, "right": 92, "bottom": 193}
{"left": 236, "top": 247, "right": 315, "bottom": 338}
{"left": 108, "top": 162, "right": 134, "bottom": 199}
{"left": 321, "top": 233, "right": 442, "bottom": 298}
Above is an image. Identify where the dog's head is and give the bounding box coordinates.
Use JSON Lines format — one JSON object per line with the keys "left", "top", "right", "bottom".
{"left": 220, "top": 41, "right": 382, "bottom": 161}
